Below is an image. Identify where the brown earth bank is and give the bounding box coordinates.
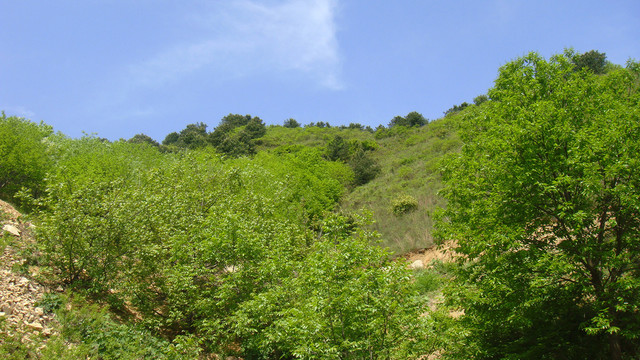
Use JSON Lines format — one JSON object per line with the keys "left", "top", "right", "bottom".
{"left": 403, "top": 240, "right": 458, "bottom": 270}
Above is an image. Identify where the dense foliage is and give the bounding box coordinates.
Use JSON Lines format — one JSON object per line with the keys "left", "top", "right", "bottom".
{"left": 0, "top": 113, "right": 52, "bottom": 208}
{"left": 23, "top": 134, "right": 432, "bottom": 358}
{"left": 439, "top": 52, "right": 640, "bottom": 359}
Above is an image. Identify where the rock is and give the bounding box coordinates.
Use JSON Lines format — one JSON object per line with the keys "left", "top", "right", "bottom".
{"left": 409, "top": 260, "right": 425, "bottom": 270}
{"left": 2, "top": 224, "right": 20, "bottom": 236}
{"left": 27, "top": 321, "right": 44, "bottom": 331}
{"left": 34, "top": 307, "right": 44, "bottom": 316}
{"left": 1, "top": 303, "right": 14, "bottom": 315}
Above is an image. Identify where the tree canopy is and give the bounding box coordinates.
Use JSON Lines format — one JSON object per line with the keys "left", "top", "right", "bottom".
{"left": 439, "top": 52, "right": 640, "bottom": 359}
{"left": 389, "top": 111, "right": 428, "bottom": 127}
{"left": 571, "top": 49, "right": 608, "bottom": 74}
{"left": 209, "top": 114, "right": 266, "bottom": 156}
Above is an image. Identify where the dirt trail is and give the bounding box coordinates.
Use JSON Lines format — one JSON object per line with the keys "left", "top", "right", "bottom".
{"left": 1, "top": 199, "right": 58, "bottom": 348}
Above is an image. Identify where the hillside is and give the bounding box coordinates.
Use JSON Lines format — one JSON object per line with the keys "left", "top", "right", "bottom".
{"left": 1, "top": 50, "right": 639, "bottom": 359}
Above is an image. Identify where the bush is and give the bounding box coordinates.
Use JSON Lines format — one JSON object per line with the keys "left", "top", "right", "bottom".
{"left": 50, "top": 294, "right": 193, "bottom": 360}
{"left": 232, "top": 213, "right": 436, "bottom": 359}
{"left": 349, "top": 148, "right": 380, "bottom": 186}
{"left": 0, "top": 113, "right": 53, "bottom": 208}
{"left": 392, "top": 195, "right": 419, "bottom": 216}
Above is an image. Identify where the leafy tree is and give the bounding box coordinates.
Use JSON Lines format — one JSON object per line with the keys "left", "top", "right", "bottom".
{"left": 176, "top": 122, "right": 208, "bottom": 149}
{"left": 443, "top": 102, "right": 469, "bottom": 116}
{"left": 389, "top": 111, "right": 427, "bottom": 127}
{"left": 243, "top": 116, "right": 267, "bottom": 139}
{"left": 0, "top": 113, "right": 53, "bottom": 206}
{"left": 283, "top": 118, "right": 301, "bottom": 128}
{"left": 325, "top": 135, "right": 350, "bottom": 162}
{"left": 572, "top": 49, "right": 608, "bottom": 74}
{"left": 438, "top": 52, "right": 640, "bottom": 359}
{"left": 406, "top": 111, "right": 428, "bottom": 126}
{"left": 128, "top": 133, "right": 159, "bottom": 147}
{"left": 209, "top": 114, "right": 266, "bottom": 156}
{"left": 472, "top": 94, "right": 488, "bottom": 105}
{"left": 162, "top": 131, "right": 179, "bottom": 146}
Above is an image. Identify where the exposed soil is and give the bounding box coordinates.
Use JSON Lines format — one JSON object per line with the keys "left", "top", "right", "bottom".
{"left": 403, "top": 240, "right": 459, "bottom": 269}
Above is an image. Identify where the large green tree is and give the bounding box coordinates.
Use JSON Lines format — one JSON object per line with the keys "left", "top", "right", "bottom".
{"left": 439, "top": 53, "right": 640, "bottom": 359}
{"left": 209, "top": 114, "right": 266, "bottom": 156}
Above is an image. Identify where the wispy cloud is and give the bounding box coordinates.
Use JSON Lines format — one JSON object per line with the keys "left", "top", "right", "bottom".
{"left": 2, "top": 105, "right": 36, "bottom": 119}
{"left": 127, "top": 0, "right": 343, "bottom": 90}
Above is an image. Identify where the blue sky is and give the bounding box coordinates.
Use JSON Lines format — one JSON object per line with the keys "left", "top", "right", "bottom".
{"left": 2, "top": 1, "right": 639, "bottom": 141}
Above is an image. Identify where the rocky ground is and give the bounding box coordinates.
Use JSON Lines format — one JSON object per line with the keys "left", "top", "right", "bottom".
{"left": 1, "top": 200, "right": 58, "bottom": 349}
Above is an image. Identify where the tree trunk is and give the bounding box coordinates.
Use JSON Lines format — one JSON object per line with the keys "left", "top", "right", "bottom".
{"left": 609, "top": 332, "right": 622, "bottom": 360}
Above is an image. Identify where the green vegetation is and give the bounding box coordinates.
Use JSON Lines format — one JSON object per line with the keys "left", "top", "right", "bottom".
{"left": 438, "top": 51, "right": 640, "bottom": 359}
{"left": 0, "top": 49, "right": 638, "bottom": 359}
{"left": 0, "top": 113, "right": 53, "bottom": 209}
{"left": 391, "top": 195, "right": 419, "bottom": 216}
{"left": 388, "top": 111, "right": 428, "bottom": 128}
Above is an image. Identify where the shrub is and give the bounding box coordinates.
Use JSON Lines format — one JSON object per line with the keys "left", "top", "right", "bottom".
{"left": 392, "top": 195, "right": 419, "bottom": 216}
{"left": 413, "top": 268, "right": 442, "bottom": 295}
{"left": 0, "top": 113, "right": 53, "bottom": 208}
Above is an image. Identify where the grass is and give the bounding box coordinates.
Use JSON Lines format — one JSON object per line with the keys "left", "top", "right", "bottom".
{"left": 255, "top": 113, "right": 465, "bottom": 255}
{"left": 340, "top": 114, "right": 463, "bottom": 254}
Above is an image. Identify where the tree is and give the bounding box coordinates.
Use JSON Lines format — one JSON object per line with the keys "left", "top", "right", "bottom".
{"left": 389, "top": 111, "right": 427, "bottom": 127}
{"left": 162, "top": 132, "right": 179, "bottom": 146}
{"left": 473, "top": 94, "right": 488, "bottom": 106}
{"left": 283, "top": 118, "right": 300, "bottom": 128}
{"left": 128, "top": 133, "right": 159, "bottom": 147}
{"left": 572, "top": 49, "right": 608, "bottom": 74}
{"left": 443, "top": 102, "right": 469, "bottom": 116}
{"left": 177, "top": 122, "right": 208, "bottom": 149}
{"left": 325, "top": 135, "right": 350, "bottom": 162}
{"left": 209, "top": 114, "right": 266, "bottom": 156}
{"left": 438, "top": 52, "right": 640, "bottom": 359}
{"left": 161, "top": 123, "right": 209, "bottom": 149}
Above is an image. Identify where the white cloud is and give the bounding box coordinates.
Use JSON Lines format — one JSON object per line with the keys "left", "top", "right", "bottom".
{"left": 2, "top": 105, "right": 36, "bottom": 119}
{"left": 128, "top": 0, "right": 343, "bottom": 90}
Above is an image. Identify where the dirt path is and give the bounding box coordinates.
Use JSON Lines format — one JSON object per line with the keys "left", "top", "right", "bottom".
{"left": 1, "top": 199, "right": 57, "bottom": 348}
